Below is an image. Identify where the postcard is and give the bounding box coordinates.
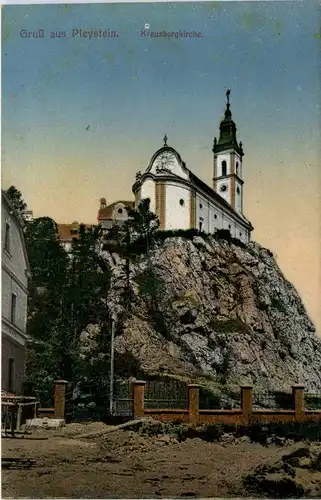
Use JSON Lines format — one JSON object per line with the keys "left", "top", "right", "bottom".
{"left": 2, "top": 1, "right": 321, "bottom": 498}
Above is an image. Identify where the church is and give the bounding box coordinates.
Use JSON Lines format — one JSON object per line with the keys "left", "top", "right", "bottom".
{"left": 98, "top": 90, "right": 253, "bottom": 243}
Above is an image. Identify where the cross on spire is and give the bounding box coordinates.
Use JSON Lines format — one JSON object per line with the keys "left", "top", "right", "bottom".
{"left": 226, "top": 88, "right": 231, "bottom": 105}
{"left": 224, "top": 88, "right": 232, "bottom": 119}
{"left": 163, "top": 134, "right": 168, "bottom": 146}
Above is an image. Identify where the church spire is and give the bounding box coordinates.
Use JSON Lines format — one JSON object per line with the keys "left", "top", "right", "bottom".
{"left": 212, "top": 89, "right": 243, "bottom": 157}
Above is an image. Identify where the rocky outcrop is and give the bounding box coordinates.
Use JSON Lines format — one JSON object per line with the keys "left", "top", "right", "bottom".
{"left": 102, "top": 235, "right": 321, "bottom": 391}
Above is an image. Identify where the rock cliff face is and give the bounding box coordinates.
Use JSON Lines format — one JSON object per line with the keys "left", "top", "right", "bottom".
{"left": 103, "top": 236, "right": 321, "bottom": 391}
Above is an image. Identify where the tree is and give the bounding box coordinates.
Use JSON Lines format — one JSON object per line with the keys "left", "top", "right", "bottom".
{"left": 127, "top": 198, "right": 160, "bottom": 254}
{"left": 71, "top": 323, "right": 111, "bottom": 420}
{"left": 103, "top": 198, "right": 160, "bottom": 310}
{"left": 4, "top": 185, "right": 27, "bottom": 215}
{"left": 63, "top": 224, "right": 112, "bottom": 381}
{"left": 25, "top": 217, "right": 68, "bottom": 291}
{"left": 67, "top": 224, "right": 111, "bottom": 336}
{"left": 25, "top": 217, "right": 69, "bottom": 342}
{"left": 24, "top": 217, "right": 70, "bottom": 395}
{"left": 103, "top": 222, "right": 134, "bottom": 310}
{"left": 25, "top": 220, "right": 112, "bottom": 397}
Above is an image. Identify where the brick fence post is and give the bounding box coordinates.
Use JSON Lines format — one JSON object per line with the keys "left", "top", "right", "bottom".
{"left": 241, "top": 385, "right": 253, "bottom": 423}
{"left": 132, "top": 380, "right": 146, "bottom": 418}
{"left": 54, "top": 380, "right": 68, "bottom": 419}
{"left": 293, "top": 384, "right": 305, "bottom": 420}
{"left": 188, "top": 384, "right": 199, "bottom": 425}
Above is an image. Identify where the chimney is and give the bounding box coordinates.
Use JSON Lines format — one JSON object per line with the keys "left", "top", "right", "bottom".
{"left": 100, "top": 198, "right": 107, "bottom": 210}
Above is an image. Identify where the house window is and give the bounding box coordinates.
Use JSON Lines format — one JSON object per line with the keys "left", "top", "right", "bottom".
{"left": 214, "top": 214, "right": 217, "bottom": 219}
{"left": 221, "top": 160, "right": 227, "bottom": 176}
{"left": 8, "top": 358, "right": 14, "bottom": 393}
{"left": 179, "top": 199, "right": 185, "bottom": 206}
{"left": 11, "top": 293, "right": 17, "bottom": 324}
{"left": 4, "top": 222, "right": 10, "bottom": 253}
{"left": 240, "top": 232, "right": 242, "bottom": 237}
{"left": 228, "top": 224, "right": 231, "bottom": 229}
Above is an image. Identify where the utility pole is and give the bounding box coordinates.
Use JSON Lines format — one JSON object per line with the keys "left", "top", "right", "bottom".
{"left": 109, "top": 317, "right": 116, "bottom": 415}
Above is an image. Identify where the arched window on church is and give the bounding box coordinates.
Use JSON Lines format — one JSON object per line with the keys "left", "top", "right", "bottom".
{"left": 221, "top": 160, "right": 227, "bottom": 176}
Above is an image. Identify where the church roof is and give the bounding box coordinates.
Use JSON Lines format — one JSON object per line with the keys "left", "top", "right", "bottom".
{"left": 188, "top": 170, "right": 253, "bottom": 228}
{"left": 97, "top": 200, "right": 135, "bottom": 221}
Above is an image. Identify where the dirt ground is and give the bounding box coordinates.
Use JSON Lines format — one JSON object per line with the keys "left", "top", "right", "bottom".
{"left": 1, "top": 421, "right": 319, "bottom": 498}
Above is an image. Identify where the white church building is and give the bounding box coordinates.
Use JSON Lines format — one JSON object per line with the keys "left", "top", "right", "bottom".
{"left": 132, "top": 90, "right": 253, "bottom": 242}
{"left": 98, "top": 90, "right": 253, "bottom": 242}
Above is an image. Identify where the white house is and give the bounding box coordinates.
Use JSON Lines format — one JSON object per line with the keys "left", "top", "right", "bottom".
{"left": 132, "top": 90, "right": 253, "bottom": 242}
{"left": 2, "top": 191, "right": 30, "bottom": 394}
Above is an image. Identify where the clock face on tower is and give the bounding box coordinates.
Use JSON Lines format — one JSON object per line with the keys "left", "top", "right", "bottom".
{"left": 220, "top": 184, "right": 228, "bottom": 193}
{"left": 155, "top": 151, "right": 176, "bottom": 171}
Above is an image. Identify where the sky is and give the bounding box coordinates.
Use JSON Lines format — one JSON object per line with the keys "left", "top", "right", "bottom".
{"left": 2, "top": 1, "right": 321, "bottom": 334}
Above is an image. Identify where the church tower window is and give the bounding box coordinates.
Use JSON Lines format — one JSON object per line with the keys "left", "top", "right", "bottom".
{"left": 179, "top": 199, "right": 185, "bottom": 206}
{"left": 221, "top": 160, "right": 227, "bottom": 176}
{"left": 236, "top": 161, "right": 239, "bottom": 175}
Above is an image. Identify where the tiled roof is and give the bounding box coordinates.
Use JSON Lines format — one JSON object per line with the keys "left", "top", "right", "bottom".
{"left": 97, "top": 200, "right": 135, "bottom": 221}
{"left": 57, "top": 223, "right": 92, "bottom": 242}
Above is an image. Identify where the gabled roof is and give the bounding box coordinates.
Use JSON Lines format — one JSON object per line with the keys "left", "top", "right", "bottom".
{"left": 145, "top": 145, "right": 189, "bottom": 174}
{"left": 97, "top": 200, "right": 135, "bottom": 221}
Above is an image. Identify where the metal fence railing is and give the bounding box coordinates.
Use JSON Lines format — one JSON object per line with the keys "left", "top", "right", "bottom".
{"left": 305, "top": 393, "right": 321, "bottom": 410}
{"left": 199, "top": 387, "right": 241, "bottom": 410}
{"left": 113, "top": 380, "right": 133, "bottom": 416}
{"left": 252, "top": 390, "right": 294, "bottom": 410}
{"left": 144, "top": 379, "right": 188, "bottom": 410}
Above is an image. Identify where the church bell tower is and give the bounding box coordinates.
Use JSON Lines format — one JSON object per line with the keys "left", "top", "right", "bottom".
{"left": 213, "top": 90, "right": 244, "bottom": 215}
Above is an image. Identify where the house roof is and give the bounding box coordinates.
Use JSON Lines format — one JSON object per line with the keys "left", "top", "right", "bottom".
{"left": 57, "top": 223, "right": 92, "bottom": 242}
{"left": 97, "top": 200, "right": 135, "bottom": 221}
